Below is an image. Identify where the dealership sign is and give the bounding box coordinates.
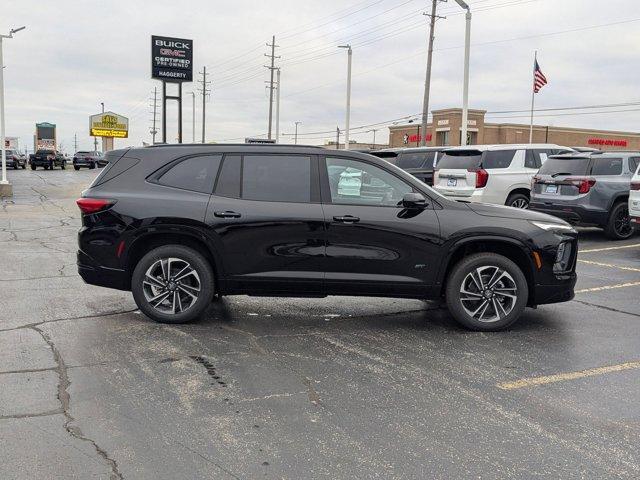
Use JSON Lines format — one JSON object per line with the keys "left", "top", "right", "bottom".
{"left": 588, "top": 138, "right": 628, "bottom": 147}
{"left": 151, "top": 35, "right": 193, "bottom": 82}
{"left": 90, "top": 112, "right": 129, "bottom": 138}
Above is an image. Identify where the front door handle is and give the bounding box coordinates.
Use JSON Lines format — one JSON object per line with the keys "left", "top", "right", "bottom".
{"left": 214, "top": 210, "right": 241, "bottom": 219}
{"left": 333, "top": 215, "right": 360, "bottom": 224}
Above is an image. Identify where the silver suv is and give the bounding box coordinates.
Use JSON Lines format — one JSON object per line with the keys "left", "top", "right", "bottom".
{"left": 530, "top": 151, "right": 640, "bottom": 239}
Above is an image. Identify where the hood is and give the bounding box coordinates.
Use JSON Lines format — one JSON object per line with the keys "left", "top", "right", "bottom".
{"left": 465, "top": 202, "right": 571, "bottom": 225}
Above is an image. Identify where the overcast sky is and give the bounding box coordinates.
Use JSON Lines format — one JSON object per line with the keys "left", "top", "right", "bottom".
{"left": 3, "top": 0, "right": 640, "bottom": 152}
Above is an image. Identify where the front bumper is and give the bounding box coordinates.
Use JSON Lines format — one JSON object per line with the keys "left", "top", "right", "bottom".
{"left": 534, "top": 273, "right": 577, "bottom": 305}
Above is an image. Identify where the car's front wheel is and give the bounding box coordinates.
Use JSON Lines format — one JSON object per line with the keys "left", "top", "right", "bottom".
{"left": 445, "top": 253, "right": 528, "bottom": 331}
{"left": 132, "top": 245, "right": 215, "bottom": 324}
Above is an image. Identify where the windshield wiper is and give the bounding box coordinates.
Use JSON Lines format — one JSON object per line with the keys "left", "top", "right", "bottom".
{"left": 550, "top": 172, "right": 573, "bottom": 178}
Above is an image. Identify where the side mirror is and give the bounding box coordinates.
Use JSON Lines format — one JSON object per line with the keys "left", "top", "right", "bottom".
{"left": 402, "top": 192, "right": 428, "bottom": 209}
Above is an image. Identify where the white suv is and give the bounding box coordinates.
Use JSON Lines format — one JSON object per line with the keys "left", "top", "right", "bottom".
{"left": 630, "top": 161, "right": 640, "bottom": 230}
{"left": 433, "top": 144, "right": 572, "bottom": 208}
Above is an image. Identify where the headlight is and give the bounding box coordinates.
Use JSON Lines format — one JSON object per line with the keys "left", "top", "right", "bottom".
{"left": 554, "top": 241, "right": 573, "bottom": 272}
{"left": 529, "top": 221, "right": 576, "bottom": 233}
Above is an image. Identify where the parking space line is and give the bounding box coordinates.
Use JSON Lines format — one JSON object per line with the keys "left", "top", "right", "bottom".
{"left": 579, "top": 243, "right": 640, "bottom": 253}
{"left": 577, "top": 259, "right": 640, "bottom": 273}
{"left": 575, "top": 281, "right": 640, "bottom": 294}
{"left": 497, "top": 360, "right": 640, "bottom": 390}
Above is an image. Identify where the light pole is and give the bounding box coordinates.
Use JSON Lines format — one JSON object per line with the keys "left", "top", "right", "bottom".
{"left": 454, "top": 0, "right": 471, "bottom": 146}
{"left": 0, "top": 26, "right": 25, "bottom": 197}
{"left": 275, "top": 68, "right": 281, "bottom": 143}
{"left": 294, "top": 121, "right": 301, "bottom": 145}
{"left": 338, "top": 45, "right": 352, "bottom": 150}
{"left": 188, "top": 92, "right": 195, "bottom": 143}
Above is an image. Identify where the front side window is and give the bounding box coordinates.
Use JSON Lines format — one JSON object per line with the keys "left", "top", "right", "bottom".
{"left": 325, "top": 157, "right": 412, "bottom": 206}
{"left": 591, "top": 157, "right": 623, "bottom": 176}
{"left": 242, "top": 155, "right": 311, "bottom": 203}
{"left": 158, "top": 155, "right": 222, "bottom": 193}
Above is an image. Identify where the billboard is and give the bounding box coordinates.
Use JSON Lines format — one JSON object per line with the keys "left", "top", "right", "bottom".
{"left": 151, "top": 35, "right": 193, "bottom": 82}
{"left": 90, "top": 112, "right": 129, "bottom": 138}
{"left": 36, "top": 122, "right": 56, "bottom": 150}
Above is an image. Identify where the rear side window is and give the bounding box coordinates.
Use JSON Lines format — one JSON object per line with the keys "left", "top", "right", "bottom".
{"left": 591, "top": 157, "right": 622, "bottom": 176}
{"left": 397, "top": 152, "right": 434, "bottom": 169}
{"left": 538, "top": 157, "right": 590, "bottom": 176}
{"left": 158, "top": 155, "right": 221, "bottom": 193}
{"left": 482, "top": 150, "right": 516, "bottom": 169}
{"left": 242, "top": 155, "right": 311, "bottom": 203}
{"left": 437, "top": 150, "right": 482, "bottom": 170}
{"left": 215, "top": 155, "right": 241, "bottom": 198}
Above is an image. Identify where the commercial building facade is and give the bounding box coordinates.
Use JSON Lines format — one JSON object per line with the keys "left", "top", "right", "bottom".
{"left": 388, "top": 108, "right": 640, "bottom": 150}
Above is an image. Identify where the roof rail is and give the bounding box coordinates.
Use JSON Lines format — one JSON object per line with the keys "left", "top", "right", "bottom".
{"left": 145, "top": 143, "right": 325, "bottom": 149}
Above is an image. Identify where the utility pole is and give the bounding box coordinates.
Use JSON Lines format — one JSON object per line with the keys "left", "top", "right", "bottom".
{"left": 421, "top": 0, "right": 445, "bottom": 147}
{"left": 265, "top": 35, "right": 279, "bottom": 140}
{"left": 275, "top": 68, "right": 281, "bottom": 143}
{"left": 294, "top": 121, "right": 301, "bottom": 145}
{"left": 73, "top": 133, "right": 78, "bottom": 153}
{"left": 338, "top": 45, "right": 352, "bottom": 150}
{"left": 188, "top": 91, "right": 196, "bottom": 143}
{"left": 150, "top": 86, "right": 158, "bottom": 144}
{"left": 198, "top": 67, "right": 211, "bottom": 143}
{"left": 369, "top": 128, "right": 378, "bottom": 148}
{"left": 336, "top": 126, "right": 340, "bottom": 149}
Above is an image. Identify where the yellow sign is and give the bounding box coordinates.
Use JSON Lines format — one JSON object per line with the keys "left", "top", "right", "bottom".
{"left": 89, "top": 112, "right": 129, "bottom": 138}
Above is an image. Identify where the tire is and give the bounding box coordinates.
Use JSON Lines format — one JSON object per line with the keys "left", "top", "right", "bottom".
{"left": 605, "top": 202, "right": 634, "bottom": 240}
{"left": 30, "top": 164, "right": 36, "bottom": 170}
{"left": 445, "top": 253, "right": 529, "bottom": 331}
{"left": 60, "top": 162, "right": 66, "bottom": 170}
{"left": 74, "top": 165, "right": 80, "bottom": 171}
{"left": 44, "top": 164, "right": 49, "bottom": 170}
{"left": 506, "top": 192, "right": 529, "bottom": 209}
{"left": 13, "top": 164, "right": 18, "bottom": 170}
{"left": 89, "top": 162, "right": 95, "bottom": 169}
{"left": 21, "top": 164, "right": 26, "bottom": 169}
{"left": 131, "top": 245, "right": 215, "bottom": 324}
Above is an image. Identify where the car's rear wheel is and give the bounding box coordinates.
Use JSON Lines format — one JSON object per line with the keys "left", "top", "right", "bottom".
{"left": 445, "top": 253, "right": 528, "bottom": 331}
{"left": 60, "top": 162, "right": 66, "bottom": 170}
{"left": 30, "top": 164, "right": 36, "bottom": 170}
{"left": 21, "top": 164, "right": 26, "bottom": 169}
{"left": 90, "top": 162, "right": 95, "bottom": 169}
{"left": 74, "top": 165, "right": 80, "bottom": 171}
{"left": 605, "top": 202, "right": 633, "bottom": 240}
{"left": 506, "top": 193, "right": 529, "bottom": 209}
{"left": 132, "top": 245, "right": 215, "bottom": 324}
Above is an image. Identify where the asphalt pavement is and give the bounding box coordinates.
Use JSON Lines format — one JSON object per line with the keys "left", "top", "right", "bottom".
{"left": 1, "top": 167, "right": 639, "bottom": 479}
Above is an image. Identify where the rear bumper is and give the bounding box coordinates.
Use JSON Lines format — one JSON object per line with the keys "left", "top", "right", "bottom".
{"left": 529, "top": 201, "right": 607, "bottom": 226}
{"left": 77, "top": 249, "right": 129, "bottom": 291}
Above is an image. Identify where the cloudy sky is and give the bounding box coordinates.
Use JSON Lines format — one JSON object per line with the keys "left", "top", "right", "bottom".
{"left": 3, "top": 0, "right": 640, "bottom": 152}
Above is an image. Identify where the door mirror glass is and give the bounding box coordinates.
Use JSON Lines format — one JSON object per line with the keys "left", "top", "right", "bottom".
{"left": 402, "top": 192, "right": 428, "bottom": 209}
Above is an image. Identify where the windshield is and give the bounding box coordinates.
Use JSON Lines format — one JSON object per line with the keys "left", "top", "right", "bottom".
{"left": 538, "top": 157, "right": 590, "bottom": 176}
{"left": 437, "top": 150, "right": 483, "bottom": 170}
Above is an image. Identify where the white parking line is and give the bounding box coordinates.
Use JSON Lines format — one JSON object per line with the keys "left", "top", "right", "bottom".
{"left": 497, "top": 360, "right": 640, "bottom": 390}
{"left": 580, "top": 243, "right": 640, "bottom": 253}
{"left": 577, "top": 259, "right": 640, "bottom": 273}
{"left": 575, "top": 281, "right": 640, "bottom": 294}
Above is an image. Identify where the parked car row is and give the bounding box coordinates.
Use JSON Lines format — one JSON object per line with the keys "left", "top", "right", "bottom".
{"left": 5, "top": 150, "right": 108, "bottom": 171}
{"left": 3, "top": 149, "right": 27, "bottom": 169}
{"left": 371, "top": 144, "right": 638, "bottom": 240}
{"left": 73, "top": 151, "right": 106, "bottom": 170}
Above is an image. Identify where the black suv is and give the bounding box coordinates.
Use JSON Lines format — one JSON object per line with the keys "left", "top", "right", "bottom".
{"left": 30, "top": 150, "right": 66, "bottom": 170}
{"left": 77, "top": 145, "right": 577, "bottom": 331}
{"left": 394, "top": 147, "right": 449, "bottom": 185}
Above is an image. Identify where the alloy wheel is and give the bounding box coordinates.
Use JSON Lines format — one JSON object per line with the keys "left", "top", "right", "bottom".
{"left": 510, "top": 198, "right": 529, "bottom": 209}
{"left": 614, "top": 207, "right": 632, "bottom": 238}
{"left": 142, "top": 257, "right": 201, "bottom": 315}
{"left": 459, "top": 265, "right": 518, "bottom": 323}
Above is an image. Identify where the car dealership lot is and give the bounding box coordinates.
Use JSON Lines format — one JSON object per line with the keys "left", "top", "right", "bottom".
{"left": 1, "top": 169, "right": 639, "bottom": 479}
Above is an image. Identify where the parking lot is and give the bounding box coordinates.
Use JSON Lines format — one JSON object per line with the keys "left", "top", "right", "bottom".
{"left": 1, "top": 168, "right": 639, "bottom": 479}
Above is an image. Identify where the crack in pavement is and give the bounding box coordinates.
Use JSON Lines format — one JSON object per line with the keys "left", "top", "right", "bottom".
{"left": 30, "top": 325, "right": 124, "bottom": 480}
{"left": 0, "top": 308, "right": 139, "bottom": 333}
{"left": 573, "top": 300, "right": 640, "bottom": 318}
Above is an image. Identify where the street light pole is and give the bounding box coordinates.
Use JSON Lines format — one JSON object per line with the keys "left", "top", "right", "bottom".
{"left": 294, "top": 121, "right": 301, "bottom": 145}
{"left": 455, "top": 0, "right": 472, "bottom": 146}
{"left": 338, "top": 45, "right": 352, "bottom": 150}
{"left": 0, "top": 26, "right": 25, "bottom": 196}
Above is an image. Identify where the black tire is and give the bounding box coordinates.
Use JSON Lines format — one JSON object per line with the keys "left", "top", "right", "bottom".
{"left": 30, "top": 164, "right": 36, "bottom": 170}
{"left": 43, "top": 164, "right": 49, "bottom": 170}
{"left": 445, "top": 253, "right": 529, "bottom": 331}
{"left": 506, "top": 192, "right": 529, "bottom": 209}
{"left": 60, "top": 162, "right": 66, "bottom": 170}
{"left": 21, "top": 164, "right": 26, "bottom": 169}
{"left": 74, "top": 165, "right": 80, "bottom": 171}
{"left": 605, "top": 201, "right": 634, "bottom": 240}
{"left": 89, "top": 162, "right": 95, "bottom": 169}
{"left": 13, "top": 163, "right": 18, "bottom": 170}
{"left": 131, "top": 245, "right": 215, "bottom": 324}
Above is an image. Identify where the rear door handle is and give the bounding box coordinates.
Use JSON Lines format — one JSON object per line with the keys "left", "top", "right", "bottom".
{"left": 333, "top": 215, "right": 360, "bottom": 224}
{"left": 214, "top": 210, "right": 241, "bottom": 218}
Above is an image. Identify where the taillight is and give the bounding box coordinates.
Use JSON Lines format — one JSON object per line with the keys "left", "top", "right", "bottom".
{"left": 472, "top": 168, "right": 489, "bottom": 188}
{"left": 76, "top": 198, "right": 115, "bottom": 214}
{"left": 566, "top": 177, "right": 596, "bottom": 194}
{"left": 631, "top": 182, "right": 640, "bottom": 191}
{"left": 531, "top": 175, "right": 540, "bottom": 189}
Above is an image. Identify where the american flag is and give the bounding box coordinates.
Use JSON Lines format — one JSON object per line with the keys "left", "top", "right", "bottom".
{"left": 533, "top": 59, "right": 548, "bottom": 93}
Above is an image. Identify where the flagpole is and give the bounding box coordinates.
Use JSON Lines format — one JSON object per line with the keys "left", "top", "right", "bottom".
{"left": 529, "top": 50, "right": 537, "bottom": 144}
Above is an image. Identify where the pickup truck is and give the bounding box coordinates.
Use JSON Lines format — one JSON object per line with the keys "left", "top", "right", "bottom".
{"left": 29, "top": 150, "right": 67, "bottom": 170}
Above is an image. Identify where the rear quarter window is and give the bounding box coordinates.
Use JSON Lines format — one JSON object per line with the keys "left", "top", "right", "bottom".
{"left": 89, "top": 154, "right": 138, "bottom": 188}
{"left": 590, "top": 158, "right": 622, "bottom": 176}
{"left": 482, "top": 150, "right": 516, "bottom": 169}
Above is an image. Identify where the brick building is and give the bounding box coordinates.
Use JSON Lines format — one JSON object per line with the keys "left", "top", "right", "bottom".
{"left": 388, "top": 108, "right": 640, "bottom": 151}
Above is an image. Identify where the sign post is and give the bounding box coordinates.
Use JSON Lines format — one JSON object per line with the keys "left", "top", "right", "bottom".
{"left": 151, "top": 35, "right": 193, "bottom": 144}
